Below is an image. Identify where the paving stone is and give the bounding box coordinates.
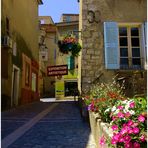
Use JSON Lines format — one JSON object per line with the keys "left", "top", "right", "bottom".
{"left": 3, "top": 101, "right": 96, "bottom": 148}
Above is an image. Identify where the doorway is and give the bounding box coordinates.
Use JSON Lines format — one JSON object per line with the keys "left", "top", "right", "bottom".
{"left": 64, "top": 81, "right": 78, "bottom": 97}
{"left": 11, "top": 65, "right": 20, "bottom": 107}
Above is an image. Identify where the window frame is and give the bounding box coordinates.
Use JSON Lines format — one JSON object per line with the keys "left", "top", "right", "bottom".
{"left": 118, "top": 23, "right": 144, "bottom": 69}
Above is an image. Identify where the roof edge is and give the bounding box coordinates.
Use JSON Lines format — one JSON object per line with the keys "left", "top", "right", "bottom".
{"left": 37, "top": 0, "right": 43, "bottom": 5}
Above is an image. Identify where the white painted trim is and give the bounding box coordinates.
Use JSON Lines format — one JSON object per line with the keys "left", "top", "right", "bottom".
{"left": 11, "top": 65, "right": 20, "bottom": 107}
{"left": 118, "top": 22, "right": 142, "bottom": 26}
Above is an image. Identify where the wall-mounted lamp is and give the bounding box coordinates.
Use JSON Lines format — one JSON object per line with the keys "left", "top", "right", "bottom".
{"left": 87, "top": 10, "right": 101, "bottom": 23}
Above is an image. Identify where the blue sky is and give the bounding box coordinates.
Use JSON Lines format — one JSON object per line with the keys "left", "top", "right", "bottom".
{"left": 39, "top": 0, "right": 79, "bottom": 23}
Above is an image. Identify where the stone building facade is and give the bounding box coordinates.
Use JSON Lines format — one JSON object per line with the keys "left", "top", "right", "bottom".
{"left": 79, "top": 0, "right": 147, "bottom": 97}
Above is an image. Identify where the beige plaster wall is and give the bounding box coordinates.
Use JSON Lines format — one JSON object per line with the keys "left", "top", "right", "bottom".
{"left": 2, "top": 0, "right": 39, "bottom": 61}
{"left": 1, "top": 0, "right": 40, "bottom": 106}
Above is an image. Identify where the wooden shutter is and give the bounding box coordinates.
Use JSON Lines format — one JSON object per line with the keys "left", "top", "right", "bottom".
{"left": 142, "top": 22, "right": 147, "bottom": 70}
{"left": 104, "top": 22, "right": 119, "bottom": 69}
{"left": 67, "top": 56, "right": 75, "bottom": 70}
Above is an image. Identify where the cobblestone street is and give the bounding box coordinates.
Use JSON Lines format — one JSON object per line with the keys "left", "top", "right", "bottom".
{"left": 1, "top": 101, "right": 96, "bottom": 148}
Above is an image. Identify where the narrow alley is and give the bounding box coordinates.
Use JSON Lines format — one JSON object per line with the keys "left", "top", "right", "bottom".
{"left": 1, "top": 101, "right": 96, "bottom": 148}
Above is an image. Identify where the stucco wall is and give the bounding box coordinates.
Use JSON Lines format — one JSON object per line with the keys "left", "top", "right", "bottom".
{"left": 1, "top": 0, "right": 40, "bottom": 108}
{"left": 80, "top": 0, "right": 147, "bottom": 96}
{"left": 56, "top": 24, "right": 79, "bottom": 98}
{"left": 2, "top": 0, "right": 39, "bottom": 61}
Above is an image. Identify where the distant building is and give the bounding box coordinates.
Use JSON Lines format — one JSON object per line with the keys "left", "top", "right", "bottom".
{"left": 60, "top": 14, "right": 79, "bottom": 22}
{"left": 55, "top": 14, "right": 79, "bottom": 99}
{"left": 38, "top": 16, "right": 57, "bottom": 98}
{"left": 1, "top": 0, "right": 43, "bottom": 110}
{"left": 79, "top": 0, "right": 147, "bottom": 97}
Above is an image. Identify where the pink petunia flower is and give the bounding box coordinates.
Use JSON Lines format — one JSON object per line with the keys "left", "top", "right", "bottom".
{"left": 119, "top": 137, "right": 124, "bottom": 143}
{"left": 133, "top": 142, "right": 140, "bottom": 148}
{"left": 128, "top": 128, "right": 133, "bottom": 134}
{"left": 125, "top": 112, "right": 131, "bottom": 118}
{"left": 127, "top": 120, "right": 134, "bottom": 126}
{"left": 99, "top": 135, "right": 106, "bottom": 146}
{"left": 111, "top": 138, "right": 117, "bottom": 145}
{"left": 117, "top": 112, "right": 124, "bottom": 118}
{"left": 112, "top": 116, "right": 117, "bottom": 121}
{"left": 129, "top": 101, "right": 135, "bottom": 108}
{"left": 138, "top": 115, "right": 145, "bottom": 122}
{"left": 117, "top": 105, "right": 124, "bottom": 110}
{"left": 112, "top": 133, "right": 121, "bottom": 141}
{"left": 123, "top": 135, "right": 131, "bottom": 143}
{"left": 133, "top": 127, "right": 140, "bottom": 134}
{"left": 120, "top": 126, "right": 128, "bottom": 135}
{"left": 131, "top": 122, "right": 139, "bottom": 127}
{"left": 124, "top": 142, "right": 133, "bottom": 148}
{"left": 140, "top": 135, "right": 146, "bottom": 142}
{"left": 111, "top": 125, "right": 118, "bottom": 131}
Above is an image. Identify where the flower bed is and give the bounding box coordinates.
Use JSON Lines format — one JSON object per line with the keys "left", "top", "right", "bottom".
{"left": 84, "top": 79, "right": 147, "bottom": 148}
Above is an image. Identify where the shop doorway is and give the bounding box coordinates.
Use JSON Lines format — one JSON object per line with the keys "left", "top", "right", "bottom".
{"left": 11, "top": 65, "right": 20, "bottom": 107}
{"left": 64, "top": 81, "right": 78, "bottom": 97}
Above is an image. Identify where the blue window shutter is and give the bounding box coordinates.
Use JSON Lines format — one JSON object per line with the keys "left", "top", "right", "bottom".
{"left": 67, "top": 56, "right": 70, "bottom": 69}
{"left": 144, "top": 22, "right": 147, "bottom": 51}
{"left": 67, "top": 56, "right": 75, "bottom": 70}
{"left": 104, "top": 22, "right": 119, "bottom": 69}
{"left": 142, "top": 22, "right": 147, "bottom": 69}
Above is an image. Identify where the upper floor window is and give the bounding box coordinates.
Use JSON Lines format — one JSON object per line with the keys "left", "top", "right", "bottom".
{"left": 66, "top": 16, "right": 71, "bottom": 22}
{"left": 6, "top": 17, "right": 9, "bottom": 35}
{"left": 104, "top": 22, "right": 147, "bottom": 70}
{"left": 40, "top": 19, "right": 45, "bottom": 24}
{"left": 119, "top": 26, "right": 141, "bottom": 69}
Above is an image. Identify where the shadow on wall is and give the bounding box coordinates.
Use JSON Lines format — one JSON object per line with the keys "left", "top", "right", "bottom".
{"left": 1, "top": 94, "right": 11, "bottom": 111}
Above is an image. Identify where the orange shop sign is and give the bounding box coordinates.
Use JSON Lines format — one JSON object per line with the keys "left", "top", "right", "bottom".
{"left": 47, "top": 65, "right": 68, "bottom": 76}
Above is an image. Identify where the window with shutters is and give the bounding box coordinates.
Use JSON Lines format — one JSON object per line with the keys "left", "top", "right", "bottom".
{"left": 119, "top": 25, "right": 143, "bottom": 69}
{"left": 104, "top": 22, "right": 146, "bottom": 70}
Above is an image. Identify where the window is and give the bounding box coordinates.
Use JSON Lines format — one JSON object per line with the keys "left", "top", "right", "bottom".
{"left": 104, "top": 22, "right": 146, "bottom": 70}
{"left": 6, "top": 17, "right": 9, "bottom": 35}
{"left": 40, "top": 19, "right": 45, "bottom": 24}
{"left": 119, "top": 26, "right": 142, "bottom": 69}
{"left": 66, "top": 16, "right": 71, "bottom": 22}
{"left": 25, "top": 62, "right": 30, "bottom": 86}
{"left": 31, "top": 73, "right": 37, "bottom": 92}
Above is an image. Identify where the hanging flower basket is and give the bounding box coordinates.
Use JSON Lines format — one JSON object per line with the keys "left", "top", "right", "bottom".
{"left": 58, "top": 36, "right": 81, "bottom": 57}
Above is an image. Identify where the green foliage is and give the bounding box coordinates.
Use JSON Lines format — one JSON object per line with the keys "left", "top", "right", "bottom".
{"left": 84, "top": 78, "right": 126, "bottom": 123}
{"left": 58, "top": 35, "right": 81, "bottom": 57}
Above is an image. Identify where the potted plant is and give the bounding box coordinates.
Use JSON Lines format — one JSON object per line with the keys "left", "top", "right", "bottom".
{"left": 58, "top": 36, "right": 81, "bottom": 57}
{"left": 83, "top": 78, "right": 147, "bottom": 148}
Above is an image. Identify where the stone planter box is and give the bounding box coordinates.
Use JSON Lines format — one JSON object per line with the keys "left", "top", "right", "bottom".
{"left": 89, "top": 111, "right": 115, "bottom": 148}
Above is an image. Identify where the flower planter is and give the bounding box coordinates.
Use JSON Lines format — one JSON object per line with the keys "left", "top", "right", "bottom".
{"left": 58, "top": 36, "right": 81, "bottom": 57}
{"left": 89, "top": 111, "right": 115, "bottom": 148}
